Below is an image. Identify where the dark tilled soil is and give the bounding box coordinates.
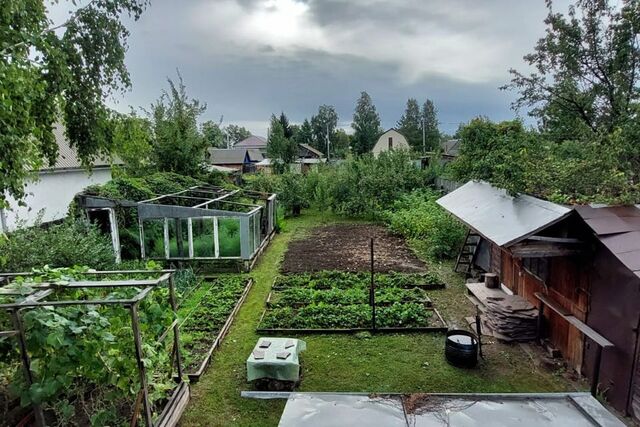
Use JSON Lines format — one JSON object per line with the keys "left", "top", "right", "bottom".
{"left": 281, "top": 224, "right": 426, "bottom": 273}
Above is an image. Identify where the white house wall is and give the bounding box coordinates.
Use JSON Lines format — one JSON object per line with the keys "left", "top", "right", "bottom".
{"left": 372, "top": 130, "right": 411, "bottom": 156}
{"left": 1, "top": 168, "right": 113, "bottom": 232}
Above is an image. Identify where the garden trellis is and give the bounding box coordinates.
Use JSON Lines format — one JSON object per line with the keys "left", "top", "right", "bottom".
{"left": 76, "top": 185, "right": 277, "bottom": 270}
{"left": 0, "top": 269, "right": 188, "bottom": 427}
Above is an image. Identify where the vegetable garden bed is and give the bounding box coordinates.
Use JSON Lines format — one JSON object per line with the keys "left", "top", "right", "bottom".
{"left": 257, "top": 272, "right": 447, "bottom": 334}
{"left": 178, "top": 277, "right": 253, "bottom": 381}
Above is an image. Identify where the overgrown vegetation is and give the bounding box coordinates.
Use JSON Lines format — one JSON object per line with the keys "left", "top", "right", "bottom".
{"left": 383, "top": 190, "right": 466, "bottom": 259}
{"left": 0, "top": 217, "right": 114, "bottom": 272}
{"left": 0, "top": 265, "right": 176, "bottom": 426}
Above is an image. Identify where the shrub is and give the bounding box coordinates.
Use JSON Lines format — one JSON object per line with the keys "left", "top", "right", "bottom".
{"left": 383, "top": 190, "right": 465, "bottom": 259}
{"left": 0, "top": 216, "right": 115, "bottom": 272}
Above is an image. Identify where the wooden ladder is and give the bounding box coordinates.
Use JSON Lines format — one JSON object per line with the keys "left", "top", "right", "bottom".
{"left": 455, "top": 229, "right": 481, "bottom": 274}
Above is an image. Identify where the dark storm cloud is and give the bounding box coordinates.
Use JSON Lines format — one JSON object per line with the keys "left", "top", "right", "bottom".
{"left": 52, "top": 0, "right": 570, "bottom": 135}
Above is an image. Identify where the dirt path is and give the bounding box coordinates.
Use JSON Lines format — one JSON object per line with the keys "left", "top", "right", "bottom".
{"left": 281, "top": 224, "right": 426, "bottom": 273}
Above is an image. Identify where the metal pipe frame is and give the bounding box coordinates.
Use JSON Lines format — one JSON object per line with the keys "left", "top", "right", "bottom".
{"left": 0, "top": 271, "right": 184, "bottom": 427}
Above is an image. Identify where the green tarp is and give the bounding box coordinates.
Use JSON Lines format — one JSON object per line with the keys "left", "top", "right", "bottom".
{"left": 246, "top": 337, "right": 306, "bottom": 382}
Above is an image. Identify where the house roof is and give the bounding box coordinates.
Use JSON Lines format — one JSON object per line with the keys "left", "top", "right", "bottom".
{"left": 45, "top": 124, "right": 114, "bottom": 171}
{"left": 575, "top": 205, "right": 640, "bottom": 278}
{"left": 437, "top": 181, "right": 572, "bottom": 247}
{"left": 377, "top": 128, "right": 406, "bottom": 139}
{"left": 299, "top": 143, "right": 324, "bottom": 158}
{"left": 234, "top": 135, "right": 267, "bottom": 148}
{"left": 442, "top": 139, "right": 461, "bottom": 157}
{"left": 208, "top": 148, "right": 264, "bottom": 165}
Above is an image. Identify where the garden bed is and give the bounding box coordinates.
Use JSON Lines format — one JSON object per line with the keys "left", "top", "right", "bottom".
{"left": 281, "top": 224, "right": 426, "bottom": 273}
{"left": 257, "top": 272, "right": 447, "bottom": 334}
{"left": 178, "top": 277, "right": 253, "bottom": 381}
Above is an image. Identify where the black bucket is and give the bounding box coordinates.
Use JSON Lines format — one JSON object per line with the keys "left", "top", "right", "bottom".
{"left": 445, "top": 329, "right": 478, "bottom": 368}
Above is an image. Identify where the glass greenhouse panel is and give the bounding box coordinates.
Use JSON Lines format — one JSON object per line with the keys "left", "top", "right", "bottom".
{"left": 142, "top": 219, "right": 165, "bottom": 258}
{"left": 218, "top": 217, "right": 241, "bottom": 257}
{"left": 168, "top": 218, "right": 189, "bottom": 258}
{"left": 192, "top": 218, "right": 215, "bottom": 257}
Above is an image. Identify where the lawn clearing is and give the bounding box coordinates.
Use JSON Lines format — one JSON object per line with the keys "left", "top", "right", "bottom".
{"left": 281, "top": 224, "right": 426, "bottom": 273}
{"left": 181, "top": 211, "right": 583, "bottom": 427}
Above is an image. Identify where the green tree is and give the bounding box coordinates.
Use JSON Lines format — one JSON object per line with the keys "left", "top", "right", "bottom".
{"left": 397, "top": 98, "right": 422, "bottom": 149}
{"left": 279, "top": 112, "right": 294, "bottom": 139}
{"left": 351, "top": 91, "right": 382, "bottom": 154}
{"left": 267, "top": 115, "right": 298, "bottom": 173}
{"left": 503, "top": 0, "right": 640, "bottom": 141}
{"left": 224, "top": 125, "right": 251, "bottom": 146}
{"left": 112, "top": 111, "right": 153, "bottom": 176}
{"left": 311, "top": 105, "right": 338, "bottom": 154}
{"left": 333, "top": 129, "right": 351, "bottom": 158}
{"left": 295, "top": 119, "right": 315, "bottom": 147}
{"left": 0, "top": 0, "right": 148, "bottom": 208}
{"left": 421, "top": 99, "right": 440, "bottom": 152}
{"left": 202, "top": 120, "right": 225, "bottom": 148}
{"left": 149, "top": 74, "right": 207, "bottom": 176}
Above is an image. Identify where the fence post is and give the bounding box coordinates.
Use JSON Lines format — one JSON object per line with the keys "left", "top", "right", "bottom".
{"left": 370, "top": 238, "right": 376, "bottom": 331}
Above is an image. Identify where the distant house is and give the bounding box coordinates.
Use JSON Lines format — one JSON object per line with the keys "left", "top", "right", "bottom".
{"left": 298, "top": 143, "right": 324, "bottom": 159}
{"left": 207, "top": 148, "right": 263, "bottom": 173}
{"left": 371, "top": 129, "right": 410, "bottom": 156}
{"left": 234, "top": 135, "right": 268, "bottom": 155}
{"left": 0, "top": 124, "right": 116, "bottom": 233}
{"left": 441, "top": 139, "right": 461, "bottom": 162}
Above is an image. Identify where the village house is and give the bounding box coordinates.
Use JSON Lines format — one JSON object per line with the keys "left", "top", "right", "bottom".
{"left": 233, "top": 135, "right": 268, "bottom": 155}
{"left": 207, "top": 148, "right": 264, "bottom": 173}
{"left": 438, "top": 180, "right": 640, "bottom": 420}
{"left": 0, "top": 124, "right": 116, "bottom": 233}
{"left": 371, "top": 128, "right": 410, "bottom": 156}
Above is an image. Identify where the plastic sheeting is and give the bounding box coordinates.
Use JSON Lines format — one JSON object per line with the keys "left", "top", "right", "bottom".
{"left": 277, "top": 393, "right": 625, "bottom": 427}
{"left": 247, "top": 338, "right": 306, "bottom": 382}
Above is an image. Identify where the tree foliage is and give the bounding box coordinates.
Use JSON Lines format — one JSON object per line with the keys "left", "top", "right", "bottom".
{"left": 351, "top": 91, "right": 382, "bottom": 155}
{"left": 148, "top": 74, "right": 208, "bottom": 176}
{"left": 421, "top": 99, "right": 440, "bottom": 152}
{"left": 504, "top": 0, "right": 640, "bottom": 142}
{"left": 397, "top": 98, "right": 422, "bottom": 149}
{"left": 112, "top": 111, "right": 153, "bottom": 176}
{"left": 295, "top": 118, "right": 315, "bottom": 147}
{"left": 310, "top": 105, "right": 338, "bottom": 154}
{"left": 224, "top": 124, "right": 251, "bottom": 146}
{"left": 0, "top": 0, "right": 148, "bottom": 207}
{"left": 267, "top": 115, "right": 298, "bottom": 173}
{"left": 202, "top": 120, "right": 225, "bottom": 148}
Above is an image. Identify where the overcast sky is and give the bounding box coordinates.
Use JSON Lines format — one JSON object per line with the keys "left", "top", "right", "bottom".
{"left": 51, "top": 0, "right": 571, "bottom": 136}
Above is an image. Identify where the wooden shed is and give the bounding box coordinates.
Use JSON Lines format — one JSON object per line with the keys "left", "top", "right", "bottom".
{"left": 437, "top": 181, "right": 640, "bottom": 419}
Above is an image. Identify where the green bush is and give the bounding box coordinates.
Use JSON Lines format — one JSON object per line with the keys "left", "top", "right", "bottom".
{"left": 0, "top": 217, "right": 115, "bottom": 272}
{"left": 383, "top": 190, "right": 465, "bottom": 259}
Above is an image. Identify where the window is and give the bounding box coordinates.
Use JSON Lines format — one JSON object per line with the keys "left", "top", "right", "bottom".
{"left": 388, "top": 137, "right": 393, "bottom": 150}
{"left": 523, "top": 257, "right": 550, "bottom": 283}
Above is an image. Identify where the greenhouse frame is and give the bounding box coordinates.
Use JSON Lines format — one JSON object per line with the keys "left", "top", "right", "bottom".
{"left": 76, "top": 185, "right": 277, "bottom": 269}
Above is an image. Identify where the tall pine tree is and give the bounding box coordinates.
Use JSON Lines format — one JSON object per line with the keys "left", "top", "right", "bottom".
{"left": 421, "top": 99, "right": 440, "bottom": 152}
{"left": 351, "top": 91, "right": 382, "bottom": 154}
{"left": 397, "top": 98, "right": 422, "bottom": 149}
{"left": 295, "top": 119, "right": 314, "bottom": 146}
{"left": 267, "top": 114, "right": 298, "bottom": 173}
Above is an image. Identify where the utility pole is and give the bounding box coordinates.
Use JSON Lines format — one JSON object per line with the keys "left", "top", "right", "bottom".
{"left": 422, "top": 117, "right": 426, "bottom": 155}
{"left": 326, "top": 123, "right": 330, "bottom": 163}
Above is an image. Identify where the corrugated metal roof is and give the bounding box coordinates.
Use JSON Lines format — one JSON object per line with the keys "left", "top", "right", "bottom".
{"left": 234, "top": 135, "right": 267, "bottom": 148}
{"left": 442, "top": 139, "right": 461, "bottom": 157}
{"left": 575, "top": 205, "right": 640, "bottom": 278}
{"left": 208, "top": 148, "right": 249, "bottom": 164}
{"left": 247, "top": 149, "right": 264, "bottom": 162}
{"left": 46, "top": 124, "right": 113, "bottom": 170}
{"left": 437, "top": 181, "right": 572, "bottom": 247}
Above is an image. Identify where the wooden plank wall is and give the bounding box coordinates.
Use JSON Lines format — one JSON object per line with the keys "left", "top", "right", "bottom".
{"left": 495, "top": 245, "right": 588, "bottom": 373}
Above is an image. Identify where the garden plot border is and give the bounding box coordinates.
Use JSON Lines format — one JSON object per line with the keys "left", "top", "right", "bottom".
{"left": 179, "top": 278, "right": 254, "bottom": 381}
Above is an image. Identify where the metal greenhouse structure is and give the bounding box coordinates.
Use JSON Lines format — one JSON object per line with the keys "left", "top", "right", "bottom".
{"left": 76, "top": 185, "right": 277, "bottom": 270}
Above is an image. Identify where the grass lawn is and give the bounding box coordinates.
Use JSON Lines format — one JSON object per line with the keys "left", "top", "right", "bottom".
{"left": 181, "top": 210, "right": 581, "bottom": 427}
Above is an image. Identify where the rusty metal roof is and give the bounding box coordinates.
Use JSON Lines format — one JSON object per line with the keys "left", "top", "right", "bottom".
{"left": 436, "top": 181, "right": 572, "bottom": 247}
{"left": 575, "top": 205, "right": 640, "bottom": 278}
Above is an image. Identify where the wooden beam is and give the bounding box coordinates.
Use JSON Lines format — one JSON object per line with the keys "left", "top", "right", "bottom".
{"left": 527, "top": 235, "right": 583, "bottom": 244}
{"left": 534, "top": 292, "right": 613, "bottom": 348}
{"left": 510, "top": 242, "right": 585, "bottom": 258}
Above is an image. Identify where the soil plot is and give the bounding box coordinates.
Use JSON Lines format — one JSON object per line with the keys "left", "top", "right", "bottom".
{"left": 281, "top": 224, "right": 426, "bottom": 273}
